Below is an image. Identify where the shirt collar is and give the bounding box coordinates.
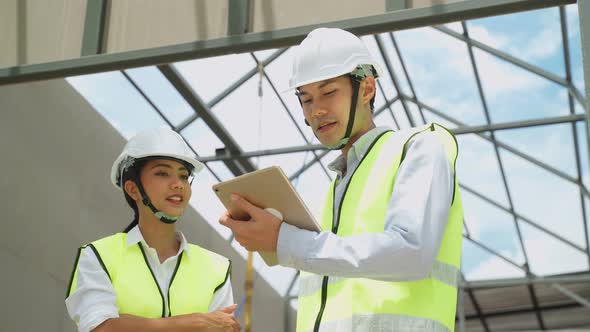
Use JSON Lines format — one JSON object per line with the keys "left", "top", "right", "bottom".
{"left": 126, "top": 224, "right": 191, "bottom": 258}
{"left": 327, "top": 126, "right": 392, "bottom": 177}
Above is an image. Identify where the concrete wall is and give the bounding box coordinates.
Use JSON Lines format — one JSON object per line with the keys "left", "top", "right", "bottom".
{"left": 0, "top": 79, "right": 292, "bottom": 331}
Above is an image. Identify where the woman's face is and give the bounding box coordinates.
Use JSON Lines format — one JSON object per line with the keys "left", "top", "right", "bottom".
{"left": 138, "top": 158, "right": 192, "bottom": 217}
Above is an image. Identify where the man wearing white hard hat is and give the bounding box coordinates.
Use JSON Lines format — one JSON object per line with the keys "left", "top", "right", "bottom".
{"left": 66, "top": 127, "right": 240, "bottom": 332}
{"left": 221, "top": 28, "right": 463, "bottom": 332}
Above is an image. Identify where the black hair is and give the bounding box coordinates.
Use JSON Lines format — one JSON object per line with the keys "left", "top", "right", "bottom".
{"left": 121, "top": 159, "right": 147, "bottom": 233}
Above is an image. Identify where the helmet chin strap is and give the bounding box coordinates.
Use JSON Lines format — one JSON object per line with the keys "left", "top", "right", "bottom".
{"left": 131, "top": 173, "right": 180, "bottom": 224}
{"left": 298, "top": 77, "right": 361, "bottom": 151}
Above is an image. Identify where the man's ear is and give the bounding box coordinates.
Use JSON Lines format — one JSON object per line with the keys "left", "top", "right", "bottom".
{"left": 361, "top": 77, "right": 376, "bottom": 105}
{"left": 123, "top": 180, "right": 140, "bottom": 201}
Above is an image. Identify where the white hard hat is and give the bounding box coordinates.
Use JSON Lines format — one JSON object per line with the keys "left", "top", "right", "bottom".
{"left": 287, "top": 27, "right": 383, "bottom": 90}
{"left": 110, "top": 127, "right": 204, "bottom": 189}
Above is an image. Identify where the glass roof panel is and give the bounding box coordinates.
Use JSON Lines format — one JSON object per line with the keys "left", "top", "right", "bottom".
{"left": 124, "top": 67, "right": 195, "bottom": 127}
{"left": 364, "top": 33, "right": 412, "bottom": 97}
{"left": 456, "top": 134, "right": 509, "bottom": 206}
{"left": 374, "top": 106, "right": 398, "bottom": 129}
{"left": 474, "top": 48, "right": 570, "bottom": 123}
{"left": 494, "top": 124, "right": 579, "bottom": 179}
{"left": 205, "top": 161, "right": 235, "bottom": 182}
{"left": 211, "top": 75, "right": 307, "bottom": 152}
{"left": 393, "top": 27, "right": 487, "bottom": 127}
{"left": 407, "top": 101, "right": 458, "bottom": 129}
{"left": 462, "top": 239, "right": 525, "bottom": 281}
{"left": 388, "top": 99, "right": 413, "bottom": 129}
{"left": 373, "top": 81, "right": 390, "bottom": 112}
{"left": 501, "top": 149, "right": 586, "bottom": 248}
{"left": 181, "top": 118, "right": 225, "bottom": 158}
{"left": 174, "top": 53, "right": 256, "bottom": 104}
{"left": 466, "top": 7, "right": 565, "bottom": 78}
{"left": 462, "top": 190, "right": 524, "bottom": 266}
{"left": 67, "top": 72, "right": 167, "bottom": 138}
{"left": 520, "top": 220, "right": 589, "bottom": 275}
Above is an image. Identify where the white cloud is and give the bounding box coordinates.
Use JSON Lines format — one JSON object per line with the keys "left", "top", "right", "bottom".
{"left": 470, "top": 49, "right": 548, "bottom": 99}
{"left": 467, "top": 25, "right": 509, "bottom": 50}
{"left": 466, "top": 252, "right": 525, "bottom": 281}
{"left": 509, "top": 27, "right": 562, "bottom": 61}
{"left": 520, "top": 228, "right": 589, "bottom": 276}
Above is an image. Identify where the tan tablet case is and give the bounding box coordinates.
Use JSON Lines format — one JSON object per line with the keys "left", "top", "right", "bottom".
{"left": 212, "top": 166, "right": 322, "bottom": 266}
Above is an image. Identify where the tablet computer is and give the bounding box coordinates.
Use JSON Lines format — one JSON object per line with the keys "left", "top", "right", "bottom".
{"left": 212, "top": 166, "right": 322, "bottom": 266}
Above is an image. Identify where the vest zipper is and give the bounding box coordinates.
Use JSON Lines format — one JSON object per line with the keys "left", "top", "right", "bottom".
{"left": 312, "top": 131, "right": 392, "bottom": 331}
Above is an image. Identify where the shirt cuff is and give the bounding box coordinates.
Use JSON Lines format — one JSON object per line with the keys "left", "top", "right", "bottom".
{"left": 277, "top": 222, "right": 309, "bottom": 268}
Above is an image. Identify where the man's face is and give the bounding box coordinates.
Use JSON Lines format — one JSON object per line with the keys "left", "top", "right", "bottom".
{"left": 297, "top": 76, "right": 353, "bottom": 147}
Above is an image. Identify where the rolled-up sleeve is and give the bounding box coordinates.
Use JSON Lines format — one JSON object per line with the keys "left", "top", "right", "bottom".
{"left": 277, "top": 132, "right": 454, "bottom": 281}
{"left": 65, "top": 247, "right": 119, "bottom": 332}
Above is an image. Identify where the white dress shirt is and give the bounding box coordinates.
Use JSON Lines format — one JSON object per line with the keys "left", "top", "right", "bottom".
{"left": 65, "top": 225, "right": 233, "bottom": 332}
{"left": 277, "top": 126, "right": 455, "bottom": 281}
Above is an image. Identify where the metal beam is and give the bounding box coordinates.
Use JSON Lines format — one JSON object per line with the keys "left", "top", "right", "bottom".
{"left": 157, "top": 64, "right": 256, "bottom": 175}
{"left": 464, "top": 235, "right": 590, "bottom": 310}
{"left": 464, "top": 273, "right": 590, "bottom": 289}
{"left": 452, "top": 114, "right": 586, "bottom": 134}
{"left": 197, "top": 114, "right": 586, "bottom": 162}
{"left": 404, "top": 95, "right": 585, "bottom": 188}
{"left": 81, "top": 0, "right": 108, "bottom": 56}
{"left": 434, "top": 25, "right": 570, "bottom": 88}
{"left": 463, "top": 302, "right": 586, "bottom": 321}
{"left": 560, "top": 5, "right": 590, "bottom": 271}
{"left": 375, "top": 34, "right": 417, "bottom": 126}
{"left": 581, "top": 0, "right": 590, "bottom": 123}
{"left": 0, "top": 0, "right": 574, "bottom": 85}
{"left": 200, "top": 144, "right": 325, "bottom": 162}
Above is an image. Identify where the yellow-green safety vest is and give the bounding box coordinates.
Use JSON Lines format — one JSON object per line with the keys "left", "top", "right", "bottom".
{"left": 297, "top": 123, "right": 463, "bottom": 332}
{"left": 67, "top": 233, "right": 231, "bottom": 318}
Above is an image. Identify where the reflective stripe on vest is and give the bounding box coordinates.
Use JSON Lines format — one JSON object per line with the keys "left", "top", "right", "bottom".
{"left": 311, "top": 313, "right": 450, "bottom": 332}
{"left": 296, "top": 123, "right": 463, "bottom": 332}
{"left": 299, "top": 260, "right": 459, "bottom": 297}
{"left": 67, "top": 233, "right": 231, "bottom": 317}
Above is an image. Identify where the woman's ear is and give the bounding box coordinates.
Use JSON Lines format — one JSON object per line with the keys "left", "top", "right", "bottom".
{"left": 123, "top": 180, "right": 140, "bottom": 201}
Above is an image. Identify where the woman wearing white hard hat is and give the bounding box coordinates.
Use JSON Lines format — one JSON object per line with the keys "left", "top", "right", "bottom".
{"left": 221, "top": 28, "right": 462, "bottom": 332}
{"left": 66, "top": 127, "right": 240, "bottom": 332}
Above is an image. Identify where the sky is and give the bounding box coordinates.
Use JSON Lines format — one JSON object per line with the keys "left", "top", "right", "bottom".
{"left": 65, "top": 3, "right": 589, "bottom": 300}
